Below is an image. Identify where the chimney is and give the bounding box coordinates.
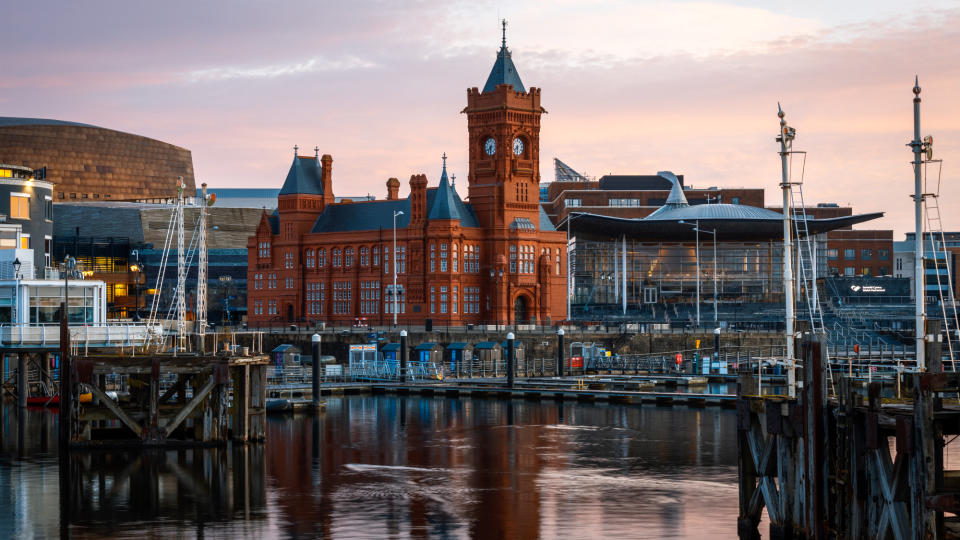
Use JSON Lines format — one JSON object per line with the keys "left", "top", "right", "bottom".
{"left": 386, "top": 178, "right": 400, "bottom": 200}
{"left": 409, "top": 173, "right": 427, "bottom": 226}
{"left": 320, "top": 154, "right": 334, "bottom": 202}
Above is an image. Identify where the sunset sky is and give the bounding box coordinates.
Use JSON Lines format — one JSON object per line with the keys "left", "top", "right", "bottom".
{"left": 4, "top": 0, "right": 960, "bottom": 237}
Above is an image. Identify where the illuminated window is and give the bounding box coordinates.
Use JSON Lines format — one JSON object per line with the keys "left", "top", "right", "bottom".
{"left": 0, "top": 169, "right": 11, "bottom": 178}
{"left": 20, "top": 236, "right": 29, "bottom": 249}
{"left": 10, "top": 194, "right": 29, "bottom": 219}
{"left": 114, "top": 283, "right": 128, "bottom": 296}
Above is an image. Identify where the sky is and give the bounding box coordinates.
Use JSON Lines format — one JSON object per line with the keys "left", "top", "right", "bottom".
{"left": 3, "top": 0, "right": 960, "bottom": 237}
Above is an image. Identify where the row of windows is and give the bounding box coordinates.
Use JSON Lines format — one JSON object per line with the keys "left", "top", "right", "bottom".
{"left": 829, "top": 266, "right": 890, "bottom": 277}
{"left": 252, "top": 299, "right": 278, "bottom": 315}
{"left": 257, "top": 242, "right": 270, "bottom": 259}
{"left": 252, "top": 273, "right": 277, "bottom": 289}
{"left": 827, "top": 248, "right": 890, "bottom": 261}
{"left": 509, "top": 244, "right": 537, "bottom": 274}
{"left": 7, "top": 194, "right": 53, "bottom": 221}
{"left": 306, "top": 282, "right": 325, "bottom": 315}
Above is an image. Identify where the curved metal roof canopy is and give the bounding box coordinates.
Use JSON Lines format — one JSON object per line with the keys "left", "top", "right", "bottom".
{"left": 561, "top": 209, "right": 885, "bottom": 242}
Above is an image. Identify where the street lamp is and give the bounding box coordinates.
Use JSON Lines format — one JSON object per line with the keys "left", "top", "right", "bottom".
{"left": 679, "top": 220, "right": 718, "bottom": 326}
{"left": 392, "top": 210, "right": 404, "bottom": 326}
{"left": 12, "top": 258, "right": 21, "bottom": 324}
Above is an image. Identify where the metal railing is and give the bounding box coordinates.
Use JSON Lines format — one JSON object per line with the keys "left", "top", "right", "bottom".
{"left": 0, "top": 322, "right": 158, "bottom": 349}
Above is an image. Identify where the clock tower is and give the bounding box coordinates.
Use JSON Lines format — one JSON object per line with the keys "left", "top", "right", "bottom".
{"left": 465, "top": 23, "right": 544, "bottom": 231}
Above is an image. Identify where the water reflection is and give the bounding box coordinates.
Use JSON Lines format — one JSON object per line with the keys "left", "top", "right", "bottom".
{"left": 0, "top": 397, "right": 745, "bottom": 538}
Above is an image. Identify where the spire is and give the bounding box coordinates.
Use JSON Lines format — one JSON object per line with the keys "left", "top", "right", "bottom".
{"left": 482, "top": 20, "right": 526, "bottom": 93}
{"left": 293, "top": 144, "right": 299, "bottom": 156}
{"left": 428, "top": 154, "right": 466, "bottom": 221}
{"left": 659, "top": 171, "right": 688, "bottom": 208}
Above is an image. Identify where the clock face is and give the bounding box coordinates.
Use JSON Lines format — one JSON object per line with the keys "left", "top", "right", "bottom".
{"left": 484, "top": 137, "right": 496, "bottom": 156}
{"left": 513, "top": 137, "right": 524, "bottom": 156}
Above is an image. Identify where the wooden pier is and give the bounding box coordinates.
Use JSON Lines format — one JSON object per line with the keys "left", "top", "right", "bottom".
{"left": 66, "top": 354, "right": 269, "bottom": 447}
{"left": 737, "top": 334, "right": 960, "bottom": 539}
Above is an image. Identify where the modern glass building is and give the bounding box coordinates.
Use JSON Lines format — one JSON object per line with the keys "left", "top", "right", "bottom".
{"left": 563, "top": 174, "right": 883, "bottom": 325}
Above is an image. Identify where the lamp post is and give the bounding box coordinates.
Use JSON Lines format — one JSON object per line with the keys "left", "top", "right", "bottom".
{"left": 12, "top": 258, "right": 21, "bottom": 324}
{"left": 393, "top": 210, "right": 404, "bottom": 326}
{"left": 130, "top": 249, "right": 142, "bottom": 321}
{"left": 680, "top": 220, "right": 718, "bottom": 326}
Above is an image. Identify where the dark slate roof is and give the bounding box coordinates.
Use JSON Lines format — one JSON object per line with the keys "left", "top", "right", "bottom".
{"left": 279, "top": 155, "right": 324, "bottom": 196}
{"left": 0, "top": 117, "right": 99, "bottom": 129}
{"left": 312, "top": 186, "right": 479, "bottom": 233}
{"left": 482, "top": 41, "right": 526, "bottom": 93}
{"left": 599, "top": 174, "right": 683, "bottom": 190}
{"left": 427, "top": 161, "right": 474, "bottom": 223}
{"left": 538, "top": 207, "right": 556, "bottom": 231}
{"left": 268, "top": 211, "right": 279, "bottom": 234}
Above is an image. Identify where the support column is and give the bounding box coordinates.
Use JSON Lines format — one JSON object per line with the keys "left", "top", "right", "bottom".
{"left": 399, "top": 330, "right": 407, "bottom": 382}
{"left": 311, "top": 333, "right": 322, "bottom": 411}
{"left": 506, "top": 332, "right": 515, "bottom": 388}
{"left": 925, "top": 319, "right": 943, "bottom": 373}
{"left": 17, "top": 354, "right": 27, "bottom": 409}
{"left": 557, "top": 328, "right": 565, "bottom": 377}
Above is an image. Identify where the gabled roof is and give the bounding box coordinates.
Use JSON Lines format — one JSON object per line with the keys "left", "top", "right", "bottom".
{"left": 474, "top": 341, "right": 500, "bottom": 350}
{"left": 446, "top": 342, "right": 470, "bottom": 350}
{"left": 279, "top": 155, "right": 324, "bottom": 196}
{"left": 415, "top": 342, "right": 440, "bottom": 351}
{"left": 482, "top": 31, "right": 525, "bottom": 93}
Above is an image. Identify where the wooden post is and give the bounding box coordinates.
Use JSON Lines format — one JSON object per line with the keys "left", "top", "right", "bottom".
{"left": 737, "top": 399, "right": 761, "bottom": 539}
{"left": 925, "top": 319, "right": 943, "bottom": 373}
{"left": 17, "top": 354, "right": 27, "bottom": 409}
{"left": 912, "top": 373, "right": 941, "bottom": 539}
{"left": 59, "top": 302, "right": 71, "bottom": 452}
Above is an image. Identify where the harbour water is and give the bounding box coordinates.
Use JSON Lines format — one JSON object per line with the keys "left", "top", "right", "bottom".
{"left": 1, "top": 396, "right": 744, "bottom": 538}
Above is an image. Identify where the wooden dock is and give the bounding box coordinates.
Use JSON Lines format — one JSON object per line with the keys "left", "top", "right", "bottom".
{"left": 737, "top": 334, "right": 960, "bottom": 539}
{"left": 67, "top": 354, "right": 269, "bottom": 447}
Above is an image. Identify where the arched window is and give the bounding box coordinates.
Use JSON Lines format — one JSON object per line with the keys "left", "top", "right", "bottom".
{"left": 332, "top": 248, "right": 342, "bottom": 267}
{"left": 345, "top": 247, "right": 354, "bottom": 267}
{"left": 318, "top": 248, "right": 326, "bottom": 267}
{"left": 305, "top": 249, "right": 315, "bottom": 268}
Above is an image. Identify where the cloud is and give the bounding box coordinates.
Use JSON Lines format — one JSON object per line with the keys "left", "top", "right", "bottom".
{"left": 186, "top": 56, "right": 378, "bottom": 82}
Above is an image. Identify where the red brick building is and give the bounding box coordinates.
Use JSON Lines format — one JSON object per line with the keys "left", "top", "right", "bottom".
{"left": 247, "top": 35, "right": 567, "bottom": 326}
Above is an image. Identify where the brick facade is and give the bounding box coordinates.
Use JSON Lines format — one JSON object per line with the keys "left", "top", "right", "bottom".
{"left": 247, "top": 40, "right": 567, "bottom": 326}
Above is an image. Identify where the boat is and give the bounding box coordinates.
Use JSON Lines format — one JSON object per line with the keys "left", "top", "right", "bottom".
{"left": 26, "top": 393, "right": 93, "bottom": 407}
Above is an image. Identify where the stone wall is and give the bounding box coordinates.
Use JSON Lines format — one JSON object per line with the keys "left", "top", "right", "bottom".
{"left": 0, "top": 124, "right": 195, "bottom": 201}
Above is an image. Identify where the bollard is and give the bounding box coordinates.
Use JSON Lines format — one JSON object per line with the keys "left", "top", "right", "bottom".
{"left": 557, "top": 328, "right": 565, "bottom": 378}
{"left": 399, "top": 330, "right": 407, "bottom": 382}
{"left": 507, "top": 332, "right": 515, "bottom": 389}
{"left": 311, "top": 333, "right": 321, "bottom": 411}
{"left": 17, "top": 354, "right": 27, "bottom": 409}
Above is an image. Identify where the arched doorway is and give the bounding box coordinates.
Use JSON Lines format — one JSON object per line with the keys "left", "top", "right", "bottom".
{"left": 514, "top": 295, "right": 528, "bottom": 324}
{"left": 286, "top": 303, "right": 294, "bottom": 322}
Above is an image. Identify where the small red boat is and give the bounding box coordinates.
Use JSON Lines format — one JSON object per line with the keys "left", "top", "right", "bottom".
{"left": 26, "top": 393, "right": 93, "bottom": 407}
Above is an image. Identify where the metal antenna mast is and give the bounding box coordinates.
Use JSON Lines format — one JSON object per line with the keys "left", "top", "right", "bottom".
{"left": 777, "top": 104, "right": 796, "bottom": 366}
{"left": 196, "top": 183, "right": 209, "bottom": 353}
{"left": 175, "top": 177, "right": 186, "bottom": 353}
{"left": 910, "top": 77, "right": 927, "bottom": 370}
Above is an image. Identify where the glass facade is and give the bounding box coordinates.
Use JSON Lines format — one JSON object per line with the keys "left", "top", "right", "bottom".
{"left": 569, "top": 237, "right": 827, "bottom": 321}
